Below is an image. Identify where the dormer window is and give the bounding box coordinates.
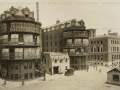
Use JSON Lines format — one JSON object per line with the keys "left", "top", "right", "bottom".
{"left": 25, "top": 11, "right": 29, "bottom": 17}
{"left": 71, "top": 20, "right": 76, "bottom": 26}
{"left": 1, "top": 14, "right": 5, "bottom": 19}
{"left": 11, "top": 10, "right": 14, "bottom": 14}
{"left": 11, "top": 10, "right": 14, "bottom": 17}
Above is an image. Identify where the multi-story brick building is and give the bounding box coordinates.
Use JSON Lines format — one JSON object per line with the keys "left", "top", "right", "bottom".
{"left": 0, "top": 6, "right": 42, "bottom": 80}
{"left": 88, "top": 32, "right": 120, "bottom": 67}
{"left": 42, "top": 19, "right": 96, "bottom": 70}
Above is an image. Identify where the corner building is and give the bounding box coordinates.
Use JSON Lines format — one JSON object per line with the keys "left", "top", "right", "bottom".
{"left": 0, "top": 6, "right": 42, "bottom": 80}
{"left": 89, "top": 32, "right": 120, "bottom": 67}
{"left": 42, "top": 19, "right": 96, "bottom": 70}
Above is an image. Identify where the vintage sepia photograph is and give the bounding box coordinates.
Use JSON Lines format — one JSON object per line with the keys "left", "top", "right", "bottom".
{"left": 0, "top": 0, "right": 120, "bottom": 90}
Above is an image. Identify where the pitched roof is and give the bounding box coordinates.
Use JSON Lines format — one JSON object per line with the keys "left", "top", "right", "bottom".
{"left": 42, "top": 18, "right": 82, "bottom": 29}
{"left": 15, "top": 6, "right": 24, "bottom": 16}
{"left": 107, "top": 67, "right": 120, "bottom": 73}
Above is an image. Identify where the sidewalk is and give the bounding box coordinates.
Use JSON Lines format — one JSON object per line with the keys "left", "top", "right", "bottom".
{"left": 0, "top": 74, "right": 64, "bottom": 89}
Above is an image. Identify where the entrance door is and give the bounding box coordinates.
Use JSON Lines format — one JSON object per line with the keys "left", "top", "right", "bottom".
{"left": 53, "top": 66, "right": 59, "bottom": 74}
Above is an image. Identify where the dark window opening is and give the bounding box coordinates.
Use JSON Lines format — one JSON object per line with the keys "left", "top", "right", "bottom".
{"left": 29, "top": 73, "right": 32, "bottom": 79}
{"left": 15, "top": 74, "right": 18, "bottom": 80}
{"left": 24, "top": 73, "right": 28, "bottom": 80}
{"left": 113, "top": 74, "right": 119, "bottom": 81}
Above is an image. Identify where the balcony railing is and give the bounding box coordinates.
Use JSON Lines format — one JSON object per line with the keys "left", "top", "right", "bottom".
{"left": 1, "top": 28, "right": 40, "bottom": 34}
{"left": 63, "top": 31, "right": 89, "bottom": 38}
{"left": 2, "top": 39, "right": 40, "bottom": 46}
{"left": 10, "top": 28, "right": 40, "bottom": 33}
{"left": 1, "top": 52, "right": 38, "bottom": 60}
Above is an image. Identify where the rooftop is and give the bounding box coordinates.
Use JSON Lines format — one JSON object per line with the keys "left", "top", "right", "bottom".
{"left": 42, "top": 18, "right": 86, "bottom": 30}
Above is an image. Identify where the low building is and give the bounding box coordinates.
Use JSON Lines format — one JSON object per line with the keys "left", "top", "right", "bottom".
{"left": 107, "top": 67, "right": 120, "bottom": 85}
{"left": 42, "top": 52, "right": 70, "bottom": 75}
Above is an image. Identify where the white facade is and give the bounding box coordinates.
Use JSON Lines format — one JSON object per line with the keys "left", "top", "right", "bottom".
{"left": 43, "top": 52, "right": 70, "bottom": 75}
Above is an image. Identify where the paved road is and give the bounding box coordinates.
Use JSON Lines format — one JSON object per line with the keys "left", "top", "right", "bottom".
{"left": 0, "top": 66, "right": 120, "bottom": 90}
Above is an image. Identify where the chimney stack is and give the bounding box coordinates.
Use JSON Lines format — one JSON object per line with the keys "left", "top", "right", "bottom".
{"left": 36, "top": 2, "right": 39, "bottom": 22}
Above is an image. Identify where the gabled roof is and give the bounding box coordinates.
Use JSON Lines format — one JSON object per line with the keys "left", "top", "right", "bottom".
{"left": 107, "top": 67, "right": 120, "bottom": 73}
{"left": 15, "top": 6, "right": 24, "bottom": 16}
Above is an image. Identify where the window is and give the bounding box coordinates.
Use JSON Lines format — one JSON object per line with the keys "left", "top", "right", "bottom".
{"left": 97, "top": 55, "right": 99, "bottom": 60}
{"left": 117, "top": 47, "right": 119, "bottom": 52}
{"left": 15, "top": 62, "right": 18, "bottom": 70}
{"left": 24, "top": 62, "right": 28, "bottom": 69}
{"left": 11, "top": 63, "right": 13, "bottom": 70}
{"left": 97, "top": 47, "right": 100, "bottom": 52}
{"left": 113, "top": 74, "right": 119, "bottom": 81}
{"left": 19, "top": 34, "right": 23, "bottom": 42}
{"left": 15, "top": 74, "right": 18, "bottom": 80}
{"left": 97, "top": 41, "right": 99, "bottom": 44}
{"left": 29, "top": 73, "right": 32, "bottom": 79}
{"left": 55, "top": 41, "right": 57, "bottom": 46}
{"left": 47, "top": 42, "right": 48, "bottom": 47}
{"left": 65, "top": 66, "right": 67, "bottom": 70}
{"left": 55, "top": 33, "right": 57, "bottom": 39}
{"left": 101, "top": 47, "right": 103, "bottom": 52}
{"left": 29, "top": 62, "right": 32, "bottom": 69}
{"left": 60, "top": 60, "right": 62, "bottom": 63}
{"left": 91, "top": 47, "right": 93, "bottom": 52}
{"left": 24, "top": 73, "right": 28, "bottom": 80}
{"left": 51, "top": 41, "right": 52, "bottom": 47}
{"left": 50, "top": 34, "right": 52, "bottom": 39}
{"left": 55, "top": 59, "right": 57, "bottom": 63}
{"left": 101, "top": 55, "right": 103, "bottom": 60}
{"left": 94, "top": 47, "right": 96, "bottom": 52}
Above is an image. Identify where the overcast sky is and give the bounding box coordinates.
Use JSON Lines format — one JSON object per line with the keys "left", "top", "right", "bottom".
{"left": 0, "top": 0, "right": 120, "bottom": 35}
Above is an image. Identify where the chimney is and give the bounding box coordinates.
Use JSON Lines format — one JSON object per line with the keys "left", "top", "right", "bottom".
{"left": 36, "top": 2, "right": 39, "bottom": 22}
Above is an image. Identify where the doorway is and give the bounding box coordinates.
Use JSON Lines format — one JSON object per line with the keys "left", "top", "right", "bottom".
{"left": 53, "top": 66, "right": 59, "bottom": 74}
